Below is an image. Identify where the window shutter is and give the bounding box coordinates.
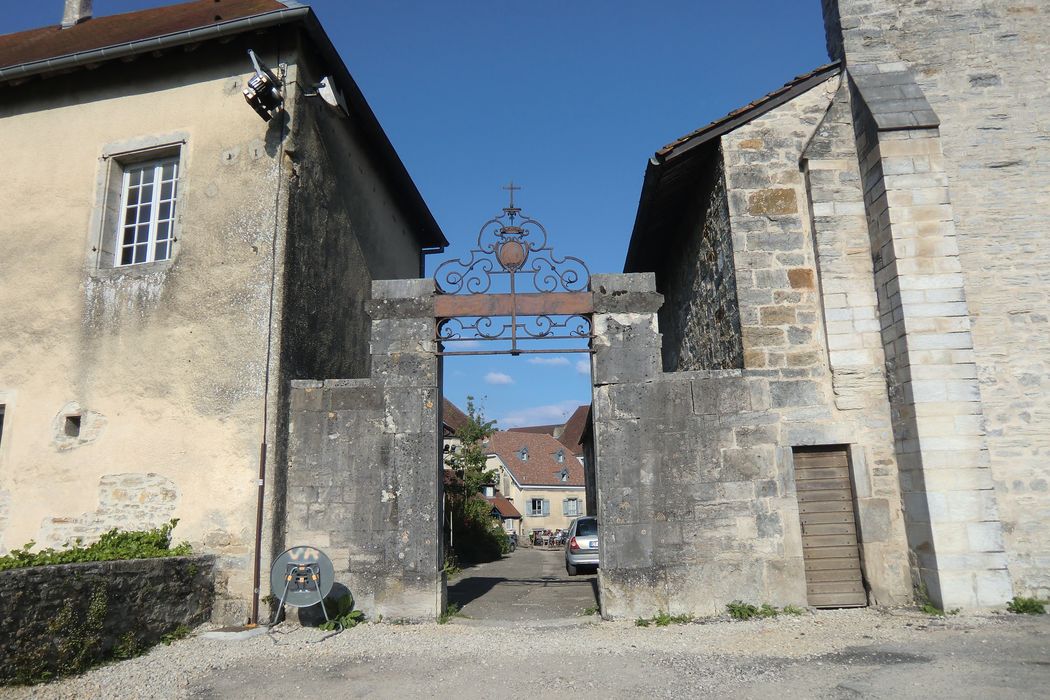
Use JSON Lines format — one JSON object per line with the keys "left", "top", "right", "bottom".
{"left": 542, "top": 499, "right": 550, "bottom": 516}
{"left": 562, "top": 499, "right": 569, "bottom": 516}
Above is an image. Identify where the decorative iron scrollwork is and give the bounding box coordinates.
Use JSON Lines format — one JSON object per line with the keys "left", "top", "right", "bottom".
{"left": 438, "top": 314, "right": 591, "bottom": 343}
{"left": 434, "top": 197, "right": 590, "bottom": 295}
{"left": 432, "top": 185, "right": 593, "bottom": 356}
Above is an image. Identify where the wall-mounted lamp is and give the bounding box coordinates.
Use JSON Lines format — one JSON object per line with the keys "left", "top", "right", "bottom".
{"left": 243, "top": 49, "right": 283, "bottom": 122}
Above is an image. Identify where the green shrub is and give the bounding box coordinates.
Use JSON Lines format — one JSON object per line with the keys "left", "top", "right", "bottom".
{"left": 758, "top": 603, "right": 779, "bottom": 618}
{"left": 635, "top": 610, "right": 693, "bottom": 627}
{"left": 782, "top": 604, "right": 805, "bottom": 616}
{"left": 727, "top": 601, "right": 760, "bottom": 620}
{"left": 1006, "top": 597, "right": 1046, "bottom": 615}
{"left": 0, "top": 520, "right": 191, "bottom": 571}
{"left": 320, "top": 593, "right": 365, "bottom": 631}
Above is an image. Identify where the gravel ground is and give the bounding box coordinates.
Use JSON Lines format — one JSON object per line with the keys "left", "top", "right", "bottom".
{"left": 4, "top": 608, "right": 1048, "bottom": 699}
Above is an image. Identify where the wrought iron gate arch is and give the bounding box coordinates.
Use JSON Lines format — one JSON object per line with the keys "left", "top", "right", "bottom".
{"left": 433, "top": 190, "right": 593, "bottom": 356}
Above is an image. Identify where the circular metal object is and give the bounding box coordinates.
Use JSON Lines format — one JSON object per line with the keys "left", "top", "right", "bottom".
{"left": 497, "top": 238, "right": 527, "bottom": 271}
{"left": 269, "top": 545, "right": 335, "bottom": 608}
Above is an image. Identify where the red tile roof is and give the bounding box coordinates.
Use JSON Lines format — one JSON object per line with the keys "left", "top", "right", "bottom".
{"left": 558, "top": 405, "right": 590, "bottom": 456}
{"left": 442, "top": 399, "right": 470, "bottom": 435}
{"left": 486, "top": 431, "right": 585, "bottom": 488}
{"left": 0, "top": 0, "right": 288, "bottom": 71}
{"left": 485, "top": 493, "right": 521, "bottom": 519}
{"left": 507, "top": 424, "right": 559, "bottom": 436}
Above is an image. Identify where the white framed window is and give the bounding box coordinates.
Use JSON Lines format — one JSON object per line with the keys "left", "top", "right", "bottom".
{"left": 528, "top": 498, "right": 549, "bottom": 517}
{"left": 90, "top": 134, "right": 187, "bottom": 273}
{"left": 116, "top": 157, "right": 179, "bottom": 266}
{"left": 563, "top": 498, "right": 580, "bottom": 517}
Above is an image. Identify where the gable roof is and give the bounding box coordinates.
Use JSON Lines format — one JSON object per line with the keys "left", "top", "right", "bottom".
{"left": 485, "top": 493, "right": 522, "bottom": 519}
{"left": 557, "top": 405, "right": 590, "bottom": 456}
{"left": 624, "top": 62, "right": 840, "bottom": 273}
{"left": 486, "top": 431, "right": 584, "bottom": 488}
{"left": 506, "top": 404, "right": 590, "bottom": 456}
{"left": 0, "top": 0, "right": 288, "bottom": 71}
{"left": 442, "top": 399, "right": 470, "bottom": 435}
{"left": 0, "top": 0, "right": 448, "bottom": 251}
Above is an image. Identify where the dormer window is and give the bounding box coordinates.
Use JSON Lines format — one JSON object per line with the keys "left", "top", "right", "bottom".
{"left": 559, "top": 467, "right": 569, "bottom": 482}
{"left": 518, "top": 447, "right": 529, "bottom": 461}
{"left": 554, "top": 449, "right": 565, "bottom": 464}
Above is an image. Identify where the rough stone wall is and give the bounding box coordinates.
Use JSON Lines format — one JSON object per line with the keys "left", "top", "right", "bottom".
{"left": 658, "top": 152, "right": 743, "bottom": 371}
{"left": 590, "top": 274, "right": 911, "bottom": 619}
{"left": 284, "top": 279, "right": 443, "bottom": 620}
{"left": 0, "top": 556, "right": 214, "bottom": 684}
{"left": 824, "top": 0, "right": 1046, "bottom": 601}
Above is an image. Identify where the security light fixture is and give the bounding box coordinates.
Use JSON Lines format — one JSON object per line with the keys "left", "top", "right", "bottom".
{"left": 304, "top": 75, "right": 349, "bottom": 117}
{"left": 243, "top": 49, "right": 283, "bottom": 122}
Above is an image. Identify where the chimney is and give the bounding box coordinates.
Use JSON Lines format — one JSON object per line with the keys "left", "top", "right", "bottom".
{"left": 62, "top": 0, "right": 92, "bottom": 28}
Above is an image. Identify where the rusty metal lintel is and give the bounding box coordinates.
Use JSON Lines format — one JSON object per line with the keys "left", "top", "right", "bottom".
{"left": 437, "top": 347, "right": 593, "bottom": 357}
{"left": 433, "top": 291, "right": 592, "bottom": 319}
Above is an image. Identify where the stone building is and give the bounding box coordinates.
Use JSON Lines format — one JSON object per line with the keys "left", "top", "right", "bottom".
{"left": 0, "top": 0, "right": 445, "bottom": 622}
{"left": 610, "top": 0, "right": 1049, "bottom": 614}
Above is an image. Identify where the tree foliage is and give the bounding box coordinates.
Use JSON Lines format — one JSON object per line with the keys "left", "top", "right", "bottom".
{"left": 445, "top": 397, "right": 509, "bottom": 564}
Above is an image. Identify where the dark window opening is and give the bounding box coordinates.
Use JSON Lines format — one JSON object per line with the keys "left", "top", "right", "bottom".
{"left": 64, "top": 414, "right": 82, "bottom": 438}
{"left": 0, "top": 405, "right": 5, "bottom": 447}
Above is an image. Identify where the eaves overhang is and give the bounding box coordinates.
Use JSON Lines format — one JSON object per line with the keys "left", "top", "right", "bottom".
{"left": 0, "top": 0, "right": 448, "bottom": 251}
{"left": 624, "top": 62, "right": 841, "bottom": 274}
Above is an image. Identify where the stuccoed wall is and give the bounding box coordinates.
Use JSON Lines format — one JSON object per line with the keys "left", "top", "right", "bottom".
{"left": 826, "top": 0, "right": 1050, "bottom": 602}
{"left": 657, "top": 152, "right": 744, "bottom": 371}
{"left": 284, "top": 279, "right": 443, "bottom": 620}
{"left": 0, "top": 36, "right": 295, "bottom": 623}
{"left": 0, "top": 556, "right": 214, "bottom": 684}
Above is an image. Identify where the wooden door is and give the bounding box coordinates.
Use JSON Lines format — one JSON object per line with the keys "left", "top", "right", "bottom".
{"left": 792, "top": 447, "right": 867, "bottom": 607}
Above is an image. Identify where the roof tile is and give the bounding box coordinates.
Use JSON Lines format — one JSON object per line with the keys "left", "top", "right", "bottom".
{"left": 487, "top": 431, "right": 584, "bottom": 488}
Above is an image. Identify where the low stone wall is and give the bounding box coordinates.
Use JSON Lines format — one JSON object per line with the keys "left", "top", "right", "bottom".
{"left": 0, "top": 556, "right": 214, "bottom": 684}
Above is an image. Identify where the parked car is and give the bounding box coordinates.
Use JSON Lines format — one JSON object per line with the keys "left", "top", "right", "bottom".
{"left": 565, "top": 516, "right": 599, "bottom": 575}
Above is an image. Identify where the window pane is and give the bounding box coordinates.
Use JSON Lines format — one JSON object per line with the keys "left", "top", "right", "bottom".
{"left": 129, "top": 169, "right": 142, "bottom": 187}
{"left": 124, "top": 207, "right": 137, "bottom": 226}
{"left": 155, "top": 241, "right": 170, "bottom": 261}
{"left": 121, "top": 247, "right": 134, "bottom": 265}
{"left": 139, "top": 204, "right": 152, "bottom": 224}
{"left": 121, "top": 226, "right": 137, "bottom": 246}
{"left": 160, "top": 182, "right": 173, "bottom": 200}
{"left": 136, "top": 224, "right": 150, "bottom": 244}
{"left": 159, "top": 202, "right": 171, "bottom": 220}
{"left": 140, "top": 167, "right": 156, "bottom": 185}
{"left": 576, "top": 518, "right": 598, "bottom": 536}
{"left": 133, "top": 244, "right": 149, "bottom": 263}
{"left": 162, "top": 162, "right": 176, "bottom": 180}
{"left": 156, "top": 221, "right": 170, "bottom": 241}
{"left": 140, "top": 184, "right": 153, "bottom": 203}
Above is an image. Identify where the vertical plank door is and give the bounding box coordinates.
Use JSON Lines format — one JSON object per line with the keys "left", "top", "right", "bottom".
{"left": 792, "top": 447, "right": 867, "bottom": 607}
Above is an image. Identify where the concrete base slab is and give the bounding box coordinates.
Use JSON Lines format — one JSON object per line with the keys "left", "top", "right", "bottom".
{"left": 201, "top": 625, "right": 270, "bottom": 641}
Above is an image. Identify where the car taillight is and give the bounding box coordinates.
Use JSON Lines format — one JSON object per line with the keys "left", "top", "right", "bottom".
{"left": 569, "top": 537, "right": 580, "bottom": 552}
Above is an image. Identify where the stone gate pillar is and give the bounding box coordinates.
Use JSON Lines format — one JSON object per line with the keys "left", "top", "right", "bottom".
{"left": 285, "top": 278, "right": 443, "bottom": 620}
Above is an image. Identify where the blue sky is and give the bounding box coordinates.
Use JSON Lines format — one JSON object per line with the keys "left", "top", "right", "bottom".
{"left": 4, "top": 1, "right": 830, "bottom": 427}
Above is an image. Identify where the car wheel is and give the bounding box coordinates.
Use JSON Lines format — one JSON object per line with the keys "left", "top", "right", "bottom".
{"left": 566, "top": 562, "right": 577, "bottom": 576}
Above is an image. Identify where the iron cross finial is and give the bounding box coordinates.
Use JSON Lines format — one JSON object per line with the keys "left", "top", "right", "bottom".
{"left": 502, "top": 181, "right": 522, "bottom": 210}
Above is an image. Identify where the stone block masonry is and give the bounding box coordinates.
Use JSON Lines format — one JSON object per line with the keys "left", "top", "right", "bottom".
{"left": 0, "top": 556, "right": 214, "bottom": 684}
{"left": 590, "top": 274, "right": 912, "bottom": 618}
{"left": 284, "top": 279, "right": 443, "bottom": 621}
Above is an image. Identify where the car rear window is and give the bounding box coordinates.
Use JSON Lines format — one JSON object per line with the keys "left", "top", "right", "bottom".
{"left": 576, "top": 519, "right": 597, "bottom": 536}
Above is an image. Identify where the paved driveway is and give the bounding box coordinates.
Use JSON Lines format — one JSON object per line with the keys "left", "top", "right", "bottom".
{"left": 447, "top": 546, "right": 598, "bottom": 621}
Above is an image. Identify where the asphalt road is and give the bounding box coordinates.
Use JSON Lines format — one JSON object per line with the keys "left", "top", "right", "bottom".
{"left": 446, "top": 546, "right": 598, "bottom": 621}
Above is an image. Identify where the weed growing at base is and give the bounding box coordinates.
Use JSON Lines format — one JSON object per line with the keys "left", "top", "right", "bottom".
{"left": 727, "top": 601, "right": 806, "bottom": 620}
{"left": 1006, "top": 597, "right": 1046, "bottom": 615}
{"left": 635, "top": 610, "right": 694, "bottom": 627}
{"left": 438, "top": 603, "right": 464, "bottom": 624}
